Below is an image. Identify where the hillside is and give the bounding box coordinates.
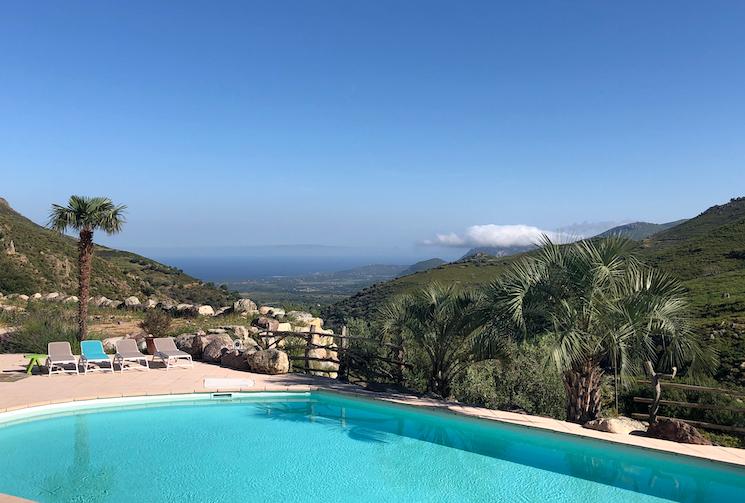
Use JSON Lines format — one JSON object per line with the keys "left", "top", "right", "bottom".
{"left": 400, "top": 258, "right": 446, "bottom": 276}
{"left": 0, "top": 198, "right": 237, "bottom": 306}
{"left": 324, "top": 197, "right": 745, "bottom": 381}
{"left": 459, "top": 244, "right": 535, "bottom": 260}
{"left": 597, "top": 220, "right": 687, "bottom": 240}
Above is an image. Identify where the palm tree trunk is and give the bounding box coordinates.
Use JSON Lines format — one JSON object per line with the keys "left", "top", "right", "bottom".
{"left": 77, "top": 229, "right": 94, "bottom": 341}
{"left": 563, "top": 360, "right": 603, "bottom": 423}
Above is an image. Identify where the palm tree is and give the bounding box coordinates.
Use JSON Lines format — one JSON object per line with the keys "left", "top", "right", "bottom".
{"left": 380, "top": 283, "right": 505, "bottom": 398}
{"left": 486, "top": 236, "right": 712, "bottom": 423}
{"left": 48, "top": 196, "right": 126, "bottom": 341}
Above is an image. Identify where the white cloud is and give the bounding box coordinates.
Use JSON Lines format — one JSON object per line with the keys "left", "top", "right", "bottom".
{"left": 423, "top": 224, "right": 575, "bottom": 248}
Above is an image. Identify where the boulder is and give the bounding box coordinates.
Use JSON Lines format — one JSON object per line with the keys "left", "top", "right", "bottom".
{"left": 214, "top": 306, "right": 233, "bottom": 317}
{"left": 92, "top": 296, "right": 109, "bottom": 307}
{"left": 144, "top": 299, "right": 158, "bottom": 309}
{"left": 174, "top": 333, "right": 199, "bottom": 354}
{"left": 221, "top": 350, "right": 251, "bottom": 371}
{"left": 276, "top": 322, "right": 292, "bottom": 332}
{"left": 124, "top": 296, "right": 141, "bottom": 309}
{"left": 158, "top": 301, "right": 176, "bottom": 312}
{"left": 31, "top": 293, "right": 42, "bottom": 300}
{"left": 44, "top": 292, "right": 61, "bottom": 301}
{"left": 175, "top": 304, "right": 198, "bottom": 317}
{"left": 197, "top": 305, "right": 215, "bottom": 316}
{"left": 253, "top": 316, "right": 279, "bottom": 331}
{"left": 583, "top": 417, "right": 646, "bottom": 435}
{"left": 202, "top": 335, "right": 235, "bottom": 363}
{"left": 246, "top": 349, "right": 290, "bottom": 375}
{"left": 101, "top": 336, "right": 124, "bottom": 353}
{"left": 208, "top": 328, "right": 228, "bottom": 335}
{"left": 108, "top": 300, "right": 123, "bottom": 309}
{"left": 233, "top": 298, "right": 258, "bottom": 314}
{"left": 287, "top": 311, "right": 313, "bottom": 322}
{"left": 269, "top": 307, "right": 285, "bottom": 317}
{"left": 646, "top": 419, "right": 712, "bottom": 445}
{"left": 225, "top": 325, "right": 248, "bottom": 339}
{"left": 18, "top": 294, "right": 29, "bottom": 301}
{"left": 63, "top": 295, "right": 79, "bottom": 304}
{"left": 258, "top": 306, "right": 273, "bottom": 315}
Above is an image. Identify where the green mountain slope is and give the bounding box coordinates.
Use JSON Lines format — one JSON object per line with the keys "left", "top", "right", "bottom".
{"left": 597, "top": 219, "right": 688, "bottom": 240}
{"left": 400, "top": 258, "right": 447, "bottom": 276}
{"left": 0, "top": 198, "right": 237, "bottom": 306}
{"left": 324, "top": 198, "right": 745, "bottom": 381}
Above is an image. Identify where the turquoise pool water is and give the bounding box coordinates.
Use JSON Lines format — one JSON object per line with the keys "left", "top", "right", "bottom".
{"left": 0, "top": 392, "right": 743, "bottom": 502}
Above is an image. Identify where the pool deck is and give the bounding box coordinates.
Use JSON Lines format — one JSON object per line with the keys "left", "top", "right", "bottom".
{"left": 2, "top": 352, "right": 745, "bottom": 473}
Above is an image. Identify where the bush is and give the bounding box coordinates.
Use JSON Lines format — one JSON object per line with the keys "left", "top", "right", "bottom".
{"left": 1, "top": 304, "right": 80, "bottom": 354}
{"left": 138, "top": 310, "right": 172, "bottom": 337}
{"left": 451, "top": 339, "right": 566, "bottom": 419}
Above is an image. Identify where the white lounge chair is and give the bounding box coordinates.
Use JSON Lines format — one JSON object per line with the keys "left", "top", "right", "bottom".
{"left": 80, "top": 340, "right": 115, "bottom": 374}
{"left": 114, "top": 339, "right": 149, "bottom": 372}
{"left": 46, "top": 341, "right": 79, "bottom": 376}
{"left": 153, "top": 337, "right": 193, "bottom": 370}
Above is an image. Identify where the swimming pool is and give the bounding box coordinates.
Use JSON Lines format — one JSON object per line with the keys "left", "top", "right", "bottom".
{"left": 0, "top": 392, "right": 743, "bottom": 502}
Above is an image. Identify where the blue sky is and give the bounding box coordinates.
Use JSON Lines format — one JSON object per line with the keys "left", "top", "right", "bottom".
{"left": 2, "top": 1, "right": 744, "bottom": 260}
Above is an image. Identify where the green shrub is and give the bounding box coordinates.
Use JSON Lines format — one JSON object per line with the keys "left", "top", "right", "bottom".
{"left": 2, "top": 304, "right": 80, "bottom": 354}
{"left": 138, "top": 310, "right": 172, "bottom": 337}
{"left": 451, "top": 339, "right": 566, "bottom": 419}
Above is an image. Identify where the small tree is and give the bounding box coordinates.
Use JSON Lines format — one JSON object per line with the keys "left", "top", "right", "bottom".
{"left": 139, "top": 310, "right": 172, "bottom": 337}
{"left": 488, "top": 236, "right": 713, "bottom": 423}
{"left": 48, "top": 196, "right": 126, "bottom": 341}
{"left": 379, "top": 283, "right": 505, "bottom": 398}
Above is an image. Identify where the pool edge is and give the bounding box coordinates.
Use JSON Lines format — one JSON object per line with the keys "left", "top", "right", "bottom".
{"left": 1, "top": 386, "right": 744, "bottom": 470}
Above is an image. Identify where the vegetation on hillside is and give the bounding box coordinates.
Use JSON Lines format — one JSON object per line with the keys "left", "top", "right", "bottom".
{"left": 0, "top": 197, "right": 238, "bottom": 307}
{"left": 598, "top": 220, "right": 688, "bottom": 240}
{"left": 326, "top": 197, "right": 745, "bottom": 388}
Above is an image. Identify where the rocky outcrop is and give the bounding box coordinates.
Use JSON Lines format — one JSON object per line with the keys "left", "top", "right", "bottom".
{"left": 124, "top": 296, "right": 141, "bottom": 309}
{"left": 202, "top": 335, "right": 235, "bottom": 363}
{"left": 583, "top": 417, "right": 646, "bottom": 435}
{"left": 233, "top": 298, "right": 258, "bottom": 314}
{"left": 247, "top": 349, "right": 290, "bottom": 374}
{"left": 646, "top": 419, "right": 712, "bottom": 445}
{"left": 175, "top": 333, "right": 202, "bottom": 356}
{"left": 287, "top": 310, "right": 313, "bottom": 322}
{"left": 214, "top": 306, "right": 233, "bottom": 316}
{"left": 253, "top": 316, "right": 279, "bottom": 332}
{"left": 221, "top": 350, "right": 251, "bottom": 371}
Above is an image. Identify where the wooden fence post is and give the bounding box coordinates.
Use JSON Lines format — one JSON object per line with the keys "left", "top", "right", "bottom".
{"left": 305, "top": 325, "right": 317, "bottom": 375}
{"left": 338, "top": 325, "right": 349, "bottom": 382}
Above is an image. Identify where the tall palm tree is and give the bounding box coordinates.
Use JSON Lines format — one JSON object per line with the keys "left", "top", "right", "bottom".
{"left": 48, "top": 196, "right": 126, "bottom": 341}
{"left": 486, "top": 236, "right": 712, "bottom": 423}
{"left": 380, "top": 283, "right": 505, "bottom": 397}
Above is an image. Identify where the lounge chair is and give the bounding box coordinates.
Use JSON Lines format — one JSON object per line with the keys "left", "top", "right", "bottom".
{"left": 114, "top": 339, "right": 149, "bottom": 373}
{"left": 46, "top": 341, "right": 79, "bottom": 376}
{"left": 80, "top": 340, "right": 115, "bottom": 374}
{"left": 153, "top": 337, "right": 193, "bottom": 370}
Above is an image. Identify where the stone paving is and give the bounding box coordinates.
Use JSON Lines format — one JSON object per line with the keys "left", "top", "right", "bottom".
{"left": 2, "top": 352, "right": 745, "bottom": 474}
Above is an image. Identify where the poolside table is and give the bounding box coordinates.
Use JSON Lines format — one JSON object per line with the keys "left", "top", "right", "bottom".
{"left": 23, "top": 353, "right": 47, "bottom": 374}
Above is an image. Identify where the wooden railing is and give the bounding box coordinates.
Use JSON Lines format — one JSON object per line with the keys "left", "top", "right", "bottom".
{"left": 632, "top": 373, "right": 745, "bottom": 433}
{"left": 256, "top": 325, "right": 409, "bottom": 385}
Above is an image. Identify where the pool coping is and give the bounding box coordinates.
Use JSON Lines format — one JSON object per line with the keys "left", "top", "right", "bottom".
{"left": 1, "top": 385, "right": 745, "bottom": 471}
